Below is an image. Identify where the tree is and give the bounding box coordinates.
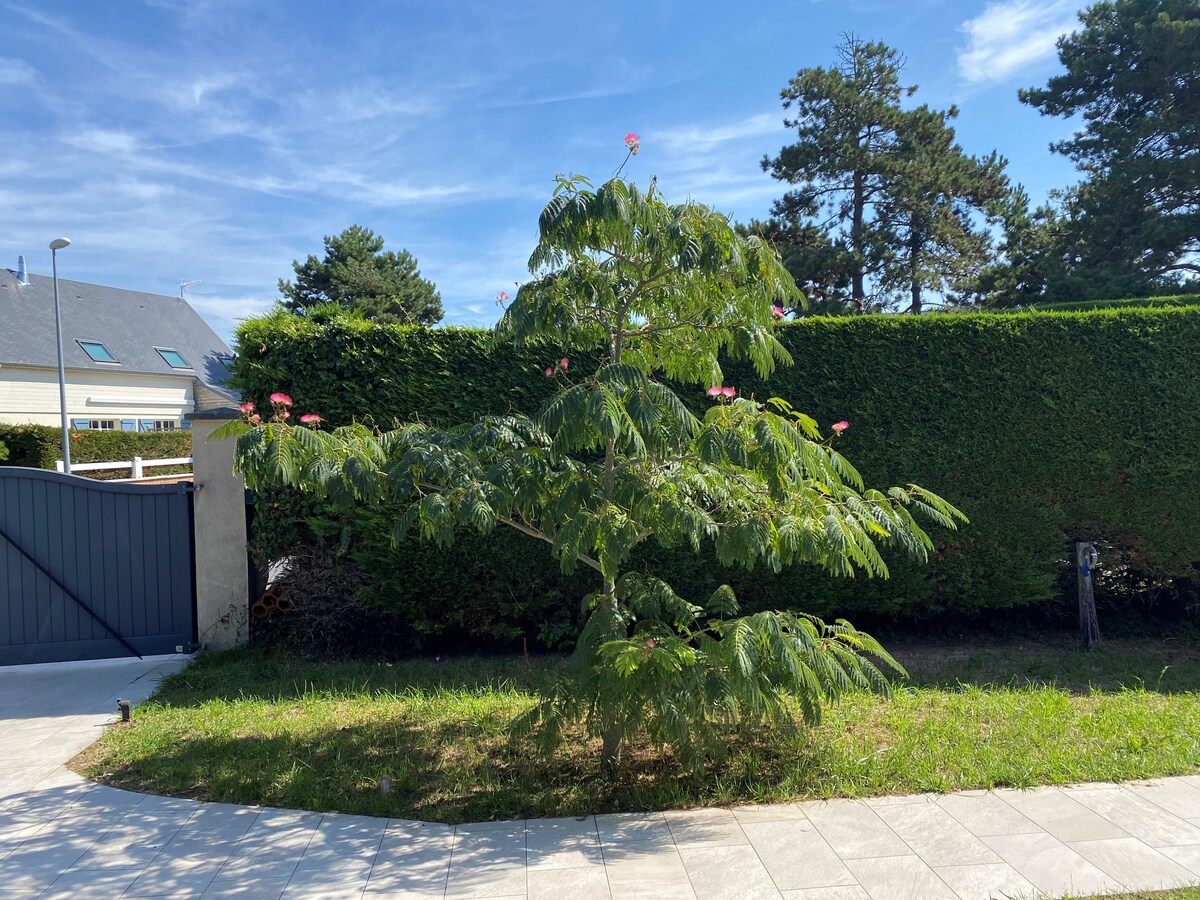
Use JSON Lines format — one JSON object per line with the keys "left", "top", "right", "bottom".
{"left": 874, "top": 106, "right": 1009, "bottom": 313}
{"left": 763, "top": 36, "right": 914, "bottom": 312}
{"left": 764, "top": 37, "right": 1009, "bottom": 314}
{"left": 959, "top": 186, "right": 1181, "bottom": 308}
{"left": 737, "top": 219, "right": 856, "bottom": 315}
{"left": 222, "top": 151, "right": 965, "bottom": 773}
{"left": 279, "top": 225, "right": 444, "bottom": 325}
{"left": 1019, "top": 0, "right": 1200, "bottom": 286}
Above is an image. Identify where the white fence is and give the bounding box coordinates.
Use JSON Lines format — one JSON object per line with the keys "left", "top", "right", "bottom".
{"left": 55, "top": 456, "right": 193, "bottom": 479}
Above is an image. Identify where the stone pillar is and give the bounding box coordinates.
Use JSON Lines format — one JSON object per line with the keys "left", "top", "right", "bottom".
{"left": 189, "top": 407, "right": 250, "bottom": 650}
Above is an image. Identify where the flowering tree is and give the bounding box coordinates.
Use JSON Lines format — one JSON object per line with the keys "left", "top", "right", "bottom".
{"left": 219, "top": 143, "right": 964, "bottom": 772}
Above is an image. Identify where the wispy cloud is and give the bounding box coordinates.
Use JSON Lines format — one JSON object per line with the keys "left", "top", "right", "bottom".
{"left": 957, "top": 0, "right": 1082, "bottom": 85}
{"left": 0, "top": 56, "right": 38, "bottom": 85}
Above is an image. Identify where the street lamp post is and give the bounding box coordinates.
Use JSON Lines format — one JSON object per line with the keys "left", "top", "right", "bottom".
{"left": 49, "top": 237, "right": 72, "bottom": 475}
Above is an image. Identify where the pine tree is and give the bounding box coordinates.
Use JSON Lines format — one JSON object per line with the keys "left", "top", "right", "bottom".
{"left": 1019, "top": 0, "right": 1200, "bottom": 287}
{"left": 280, "top": 225, "right": 443, "bottom": 326}
{"left": 874, "top": 106, "right": 1009, "bottom": 314}
{"left": 763, "top": 36, "right": 914, "bottom": 312}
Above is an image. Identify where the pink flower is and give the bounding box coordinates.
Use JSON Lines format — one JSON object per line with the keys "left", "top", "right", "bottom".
{"left": 279, "top": 409, "right": 290, "bottom": 419}
{"left": 239, "top": 401, "right": 255, "bottom": 414}
{"left": 299, "top": 414, "right": 322, "bottom": 425}
{"left": 624, "top": 132, "right": 640, "bottom": 155}
{"left": 720, "top": 386, "right": 736, "bottom": 398}
{"left": 545, "top": 367, "right": 553, "bottom": 377}
{"left": 771, "top": 306, "right": 785, "bottom": 319}
{"left": 831, "top": 420, "right": 849, "bottom": 434}
{"left": 249, "top": 413, "right": 262, "bottom": 425}
{"left": 495, "top": 290, "right": 510, "bottom": 306}
{"left": 269, "top": 392, "right": 293, "bottom": 406}
{"left": 560, "top": 357, "right": 569, "bottom": 371}
{"left": 706, "top": 386, "right": 723, "bottom": 397}
{"left": 646, "top": 638, "right": 656, "bottom": 648}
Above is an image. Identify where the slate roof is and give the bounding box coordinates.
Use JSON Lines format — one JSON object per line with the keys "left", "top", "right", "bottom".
{"left": 0, "top": 268, "right": 234, "bottom": 392}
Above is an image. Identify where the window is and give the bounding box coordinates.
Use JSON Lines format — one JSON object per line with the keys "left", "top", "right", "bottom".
{"left": 155, "top": 347, "right": 191, "bottom": 369}
{"left": 78, "top": 340, "right": 119, "bottom": 363}
{"left": 153, "top": 420, "right": 177, "bottom": 431}
{"left": 89, "top": 419, "right": 116, "bottom": 431}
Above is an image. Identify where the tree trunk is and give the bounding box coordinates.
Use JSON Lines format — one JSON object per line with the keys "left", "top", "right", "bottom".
{"left": 908, "top": 219, "right": 922, "bottom": 315}
{"left": 851, "top": 170, "right": 866, "bottom": 312}
{"left": 600, "top": 724, "right": 624, "bottom": 774}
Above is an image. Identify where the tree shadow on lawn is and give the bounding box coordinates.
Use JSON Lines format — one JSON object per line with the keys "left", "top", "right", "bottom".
{"left": 889, "top": 634, "right": 1200, "bottom": 695}
{"left": 77, "top": 714, "right": 719, "bottom": 824}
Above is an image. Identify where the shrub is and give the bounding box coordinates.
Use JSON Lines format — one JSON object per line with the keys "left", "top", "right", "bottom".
{"left": 0, "top": 425, "right": 192, "bottom": 479}
{"left": 231, "top": 305, "right": 1200, "bottom": 646}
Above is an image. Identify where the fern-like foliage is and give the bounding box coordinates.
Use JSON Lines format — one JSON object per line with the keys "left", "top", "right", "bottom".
{"left": 221, "top": 165, "right": 966, "bottom": 772}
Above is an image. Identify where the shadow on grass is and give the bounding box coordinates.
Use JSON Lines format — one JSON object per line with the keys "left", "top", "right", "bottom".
{"left": 889, "top": 635, "right": 1200, "bottom": 695}
{"left": 81, "top": 713, "right": 697, "bottom": 824}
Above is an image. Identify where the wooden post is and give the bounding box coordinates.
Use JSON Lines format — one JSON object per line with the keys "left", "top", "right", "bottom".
{"left": 1076, "top": 541, "right": 1102, "bottom": 649}
{"left": 132, "top": 456, "right": 144, "bottom": 479}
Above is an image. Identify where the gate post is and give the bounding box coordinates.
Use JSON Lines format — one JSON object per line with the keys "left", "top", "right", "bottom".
{"left": 189, "top": 408, "right": 250, "bottom": 650}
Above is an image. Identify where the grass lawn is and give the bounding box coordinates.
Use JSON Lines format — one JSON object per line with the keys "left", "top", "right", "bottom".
{"left": 73, "top": 635, "right": 1200, "bottom": 825}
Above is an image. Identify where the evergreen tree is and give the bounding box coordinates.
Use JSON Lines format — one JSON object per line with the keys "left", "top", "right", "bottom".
{"left": 1019, "top": 0, "right": 1200, "bottom": 287}
{"left": 280, "top": 225, "right": 443, "bottom": 326}
{"left": 874, "top": 106, "right": 1009, "bottom": 314}
{"left": 763, "top": 36, "right": 915, "bottom": 312}
{"left": 737, "top": 219, "right": 855, "bottom": 315}
{"left": 764, "top": 37, "right": 1010, "bottom": 314}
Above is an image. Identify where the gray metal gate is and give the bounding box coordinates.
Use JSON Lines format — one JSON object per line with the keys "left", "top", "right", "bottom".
{"left": 0, "top": 467, "right": 195, "bottom": 665}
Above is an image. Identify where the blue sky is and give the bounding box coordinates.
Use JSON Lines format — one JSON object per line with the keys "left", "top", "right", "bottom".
{"left": 1, "top": 0, "right": 1088, "bottom": 342}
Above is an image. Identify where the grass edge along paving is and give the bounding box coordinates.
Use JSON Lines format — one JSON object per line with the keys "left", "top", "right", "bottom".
{"left": 73, "top": 638, "right": 1200, "bottom": 825}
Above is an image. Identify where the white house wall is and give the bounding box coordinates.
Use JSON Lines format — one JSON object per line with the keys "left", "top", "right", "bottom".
{"left": 0, "top": 365, "right": 193, "bottom": 426}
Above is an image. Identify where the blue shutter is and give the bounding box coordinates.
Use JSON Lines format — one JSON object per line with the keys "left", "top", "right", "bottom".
{"left": 70, "top": 418, "right": 89, "bottom": 430}
{"left": 139, "top": 419, "right": 155, "bottom": 432}
{"left": 120, "top": 419, "right": 136, "bottom": 432}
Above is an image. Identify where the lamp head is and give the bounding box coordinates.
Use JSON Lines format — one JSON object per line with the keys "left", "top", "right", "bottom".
{"left": 49, "top": 237, "right": 71, "bottom": 251}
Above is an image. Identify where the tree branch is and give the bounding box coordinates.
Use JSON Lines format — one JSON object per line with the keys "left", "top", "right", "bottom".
{"left": 499, "top": 515, "right": 603, "bottom": 573}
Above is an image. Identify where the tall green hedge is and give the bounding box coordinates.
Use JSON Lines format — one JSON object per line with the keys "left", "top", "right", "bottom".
{"left": 0, "top": 425, "right": 192, "bottom": 480}
{"left": 231, "top": 306, "right": 1200, "bottom": 647}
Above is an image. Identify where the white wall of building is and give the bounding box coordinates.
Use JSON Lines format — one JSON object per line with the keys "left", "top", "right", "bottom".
{"left": 0, "top": 365, "right": 194, "bottom": 427}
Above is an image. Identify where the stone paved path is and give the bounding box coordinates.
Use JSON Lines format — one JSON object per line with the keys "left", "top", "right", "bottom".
{"left": 3, "top": 656, "right": 1200, "bottom": 899}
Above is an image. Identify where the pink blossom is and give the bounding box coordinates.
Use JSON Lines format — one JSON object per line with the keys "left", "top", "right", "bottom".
{"left": 299, "top": 414, "right": 322, "bottom": 425}
{"left": 545, "top": 367, "right": 553, "bottom": 377}
{"left": 495, "top": 290, "right": 510, "bottom": 306}
{"left": 646, "top": 638, "right": 656, "bottom": 648}
{"left": 249, "top": 413, "right": 262, "bottom": 425}
{"left": 624, "top": 132, "right": 640, "bottom": 155}
{"left": 720, "top": 386, "right": 736, "bottom": 398}
{"left": 831, "top": 420, "right": 849, "bottom": 434}
{"left": 269, "top": 392, "right": 293, "bottom": 406}
{"left": 239, "top": 401, "right": 255, "bottom": 414}
{"left": 706, "top": 386, "right": 723, "bottom": 397}
{"left": 560, "top": 357, "right": 569, "bottom": 371}
{"left": 771, "top": 306, "right": 785, "bottom": 319}
{"left": 279, "top": 409, "right": 290, "bottom": 419}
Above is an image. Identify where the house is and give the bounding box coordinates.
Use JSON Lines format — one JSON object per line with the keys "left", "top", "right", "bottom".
{"left": 0, "top": 257, "right": 237, "bottom": 431}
